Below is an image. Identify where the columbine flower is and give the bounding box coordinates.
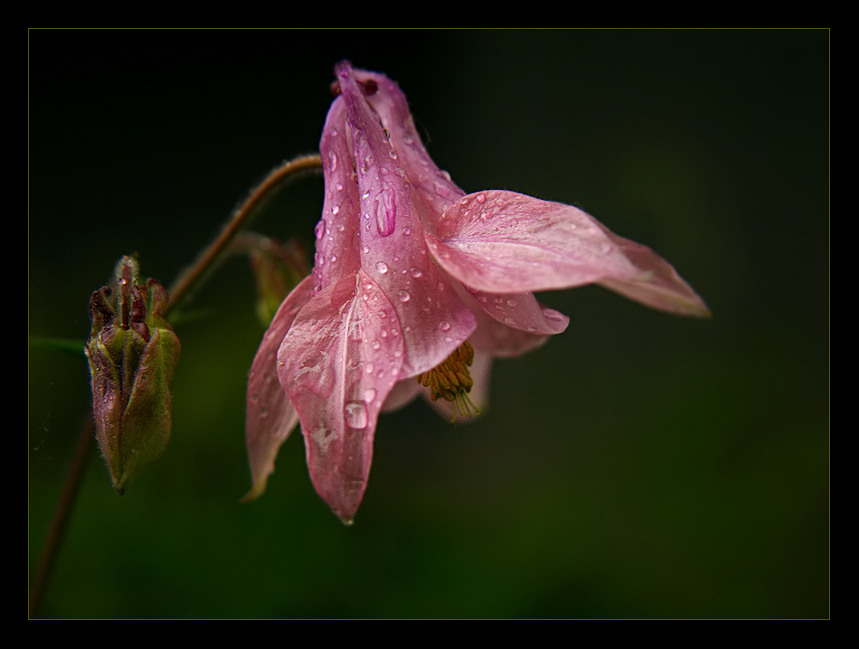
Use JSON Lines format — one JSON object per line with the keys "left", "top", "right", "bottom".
{"left": 245, "top": 61, "right": 709, "bottom": 523}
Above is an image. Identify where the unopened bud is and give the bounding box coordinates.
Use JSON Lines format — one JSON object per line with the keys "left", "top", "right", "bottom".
{"left": 245, "top": 235, "right": 310, "bottom": 326}
{"left": 85, "top": 256, "right": 181, "bottom": 493}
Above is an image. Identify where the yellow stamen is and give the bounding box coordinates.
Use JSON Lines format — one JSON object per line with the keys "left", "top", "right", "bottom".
{"left": 417, "top": 340, "right": 480, "bottom": 421}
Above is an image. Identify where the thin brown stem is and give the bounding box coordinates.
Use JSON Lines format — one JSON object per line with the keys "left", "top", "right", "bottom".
{"left": 29, "top": 417, "right": 94, "bottom": 618}
{"left": 167, "top": 154, "right": 322, "bottom": 312}
{"left": 30, "top": 153, "right": 322, "bottom": 619}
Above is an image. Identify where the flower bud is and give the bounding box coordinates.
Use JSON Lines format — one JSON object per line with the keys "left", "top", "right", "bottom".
{"left": 246, "top": 235, "right": 310, "bottom": 327}
{"left": 85, "top": 256, "right": 181, "bottom": 493}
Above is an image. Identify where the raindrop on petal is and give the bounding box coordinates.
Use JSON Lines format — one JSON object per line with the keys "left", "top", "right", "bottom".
{"left": 344, "top": 401, "right": 368, "bottom": 429}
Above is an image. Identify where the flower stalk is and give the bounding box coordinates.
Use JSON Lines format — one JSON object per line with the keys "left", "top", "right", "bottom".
{"left": 31, "top": 154, "right": 322, "bottom": 618}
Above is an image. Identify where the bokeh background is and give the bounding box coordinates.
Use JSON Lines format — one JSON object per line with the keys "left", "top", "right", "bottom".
{"left": 29, "top": 28, "right": 829, "bottom": 619}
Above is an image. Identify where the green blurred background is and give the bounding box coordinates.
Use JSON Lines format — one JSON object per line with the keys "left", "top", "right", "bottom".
{"left": 28, "top": 28, "right": 828, "bottom": 619}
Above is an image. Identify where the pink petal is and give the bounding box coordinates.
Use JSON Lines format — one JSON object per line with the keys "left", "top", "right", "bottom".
{"left": 349, "top": 66, "right": 465, "bottom": 221}
{"left": 427, "top": 190, "right": 710, "bottom": 317}
{"left": 314, "top": 98, "right": 363, "bottom": 293}
{"left": 277, "top": 270, "right": 405, "bottom": 523}
{"left": 337, "top": 62, "right": 477, "bottom": 377}
{"left": 594, "top": 230, "right": 711, "bottom": 316}
{"left": 244, "top": 276, "right": 313, "bottom": 501}
{"left": 381, "top": 378, "right": 422, "bottom": 413}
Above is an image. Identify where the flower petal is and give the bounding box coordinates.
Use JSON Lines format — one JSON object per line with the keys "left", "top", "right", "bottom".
{"left": 427, "top": 190, "right": 709, "bottom": 316}
{"left": 277, "top": 270, "right": 404, "bottom": 523}
{"left": 314, "top": 98, "right": 363, "bottom": 293}
{"left": 244, "top": 276, "right": 313, "bottom": 501}
{"left": 337, "top": 61, "right": 477, "bottom": 377}
{"left": 349, "top": 65, "right": 465, "bottom": 222}
{"left": 381, "top": 378, "right": 422, "bottom": 413}
{"left": 594, "top": 231, "right": 711, "bottom": 316}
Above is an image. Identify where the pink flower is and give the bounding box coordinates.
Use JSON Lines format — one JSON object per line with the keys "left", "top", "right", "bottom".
{"left": 245, "top": 61, "right": 709, "bottom": 523}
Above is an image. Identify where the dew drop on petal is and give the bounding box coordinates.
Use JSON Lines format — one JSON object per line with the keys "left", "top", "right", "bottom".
{"left": 398, "top": 290, "right": 411, "bottom": 302}
{"left": 475, "top": 193, "right": 486, "bottom": 204}
{"left": 409, "top": 267, "right": 422, "bottom": 278}
{"left": 314, "top": 220, "right": 326, "bottom": 240}
{"left": 376, "top": 261, "right": 389, "bottom": 274}
{"left": 439, "top": 321, "right": 451, "bottom": 331}
{"left": 344, "top": 400, "right": 368, "bottom": 429}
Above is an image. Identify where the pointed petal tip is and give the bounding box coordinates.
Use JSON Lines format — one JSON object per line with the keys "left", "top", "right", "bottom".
{"left": 240, "top": 478, "right": 268, "bottom": 504}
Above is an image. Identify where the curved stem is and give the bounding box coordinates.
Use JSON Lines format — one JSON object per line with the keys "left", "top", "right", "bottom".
{"left": 167, "top": 154, "right": 322, "bottom": 312}
{"left": 30, "top": 154, "right": 322, "bottom": 618}
{"left": 29, "top": 417, "right": 93, "bottom": 617}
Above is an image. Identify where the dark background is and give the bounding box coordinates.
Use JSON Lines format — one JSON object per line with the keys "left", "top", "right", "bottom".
{"left": 29, "top": 28, "right": 829, "bottom": 619}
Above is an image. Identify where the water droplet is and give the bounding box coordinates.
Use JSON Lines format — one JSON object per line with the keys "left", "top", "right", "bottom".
{"left": 402, "top": 226, "right": 411, "bottom": 236}
{"left": 362, "top": 245, "right": 370, "bottom": 254}
{"left": 398, "top": 290, "right": 411, "bottom": 302}
{"left": 364, "top": 388, "right": 377, "bottom": 403}
{"left": 376, "top": 193, "right": 396, "bottom": 236}
{"left": 376, "top": 261, "right": 389, "bottom": 274}
{"left": 506, "top": 298, "right": 517, "bottom": 307}
{"left": 314, "top": 220, "right": 326, "bottom": 240}
{"left": 328, "top": 151, "right": 338, "bottom": 172}
{"left": 365, "top": 362, "right": 375, "bottom": 374}
{"left": 344, "top": 401, "right": 368, "bottom": 429}
{"left": 439, "top": 321, "right": 451, "bottom": 331}
{"left": 409, "top": 267, "right": 422, "bottom": 278}
{"left": 331, "top": 204, "right": 340, "bottom": 215}
{"left": 371, "top": 340, "right": 381, "bottom": 350}
{"left": 475, "top": 193, "right": 487, "bottom": 204}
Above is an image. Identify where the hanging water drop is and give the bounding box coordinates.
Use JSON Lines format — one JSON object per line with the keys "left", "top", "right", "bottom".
{"left": 344, "top": 401, "right": 369, "bottom": 429}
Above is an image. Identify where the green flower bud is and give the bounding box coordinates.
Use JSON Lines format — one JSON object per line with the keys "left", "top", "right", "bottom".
{"left": 246, "top": 236, "right": 310, "bottom": 327}
{"left": 85, "top": 256, "right": 180, "bottom": 493}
